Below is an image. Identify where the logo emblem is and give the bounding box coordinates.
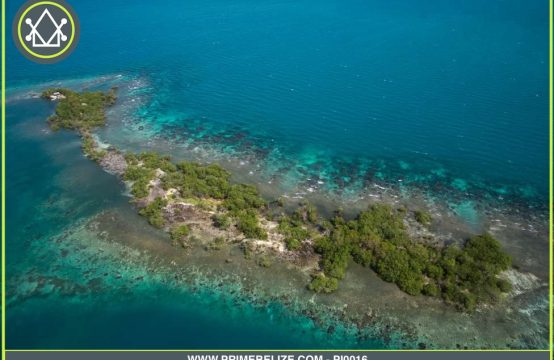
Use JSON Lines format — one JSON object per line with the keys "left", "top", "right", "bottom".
{"left": 13, "top": 0, "right": 80, "bottom": 63}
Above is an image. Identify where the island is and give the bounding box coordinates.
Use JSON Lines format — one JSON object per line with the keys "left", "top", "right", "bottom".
{"left": 42, "top": 87, "right": 514, "bottom": 313}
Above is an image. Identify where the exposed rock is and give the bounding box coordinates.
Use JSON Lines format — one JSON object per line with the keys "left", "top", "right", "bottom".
{"left": 500, "top": 269, "right": 545, "bottom": 296}
{"left": 99, "top": 150, "right": 128, "bottom": 176}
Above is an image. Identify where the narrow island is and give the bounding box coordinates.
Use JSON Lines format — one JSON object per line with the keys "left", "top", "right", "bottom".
{"left": 42, "top": 87, "right": 514, "bottom": 313}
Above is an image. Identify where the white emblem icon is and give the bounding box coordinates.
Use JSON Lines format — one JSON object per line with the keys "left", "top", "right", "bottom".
{"left": 24, "top": 8, "right": 68, "bottom": 47}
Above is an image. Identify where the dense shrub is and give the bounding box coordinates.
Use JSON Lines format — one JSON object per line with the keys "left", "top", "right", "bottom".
{"left": 139, "top": 197, "right": 167, "bottom": 228}
{"left": 223, "top": 184, "right": 266, "bottom": 213}
{"left": 139, "top": 152, "right": 176, "bottom": 173}
{"left": 278, "top": 215, "right": 310, "bottom": 251}
{"left": 464, "top": 233, "right": 512, "bottom": 272}
{"left": 124, "top": 165, "right": 155, "bottom": 199}
{"left": 236, "top": 210, "right": 267, "bottom": 239}
{"left": 285, "top": 237, "right": 302, "bottom": 251}
{"left": 43, "top": 88, "right": 117, "bottom": 131}
{"left": 422, "top": 283, "right": 440, "bottom": 297}
{"left": 81, "top": 133, "right": 106, "bottom": 162}
{"left": 308, "top": 274, "right": 339, "bottom": 293}
{"left": 212, "top": 214, "right": 231, "bottom": 229}
{"left": 173, "top": 162, "right": 230, "bottom": 199}
{"left": 170, "top": 224, "right": 190, "bottom": 241}
{"left": 496, "top": 278, "right": 512, "bottom": 293}
{"left": 131, "top": 178, "right": 150, "bottom": 198}
{"left": 291, "top": 203, "right": 318, "bottom": 224}
{"left": 310, "top": 203, "right": 512, "bottom": 311}
{"left": 414, "top": 210, "right": 432, "bottom": 225}
{"left": 124, "top": 167, "right": 152, "bottom": 182}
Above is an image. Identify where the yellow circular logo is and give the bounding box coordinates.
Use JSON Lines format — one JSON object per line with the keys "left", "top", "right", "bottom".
{"left": 12, "top": 0, "right": 80, "bottom": 63}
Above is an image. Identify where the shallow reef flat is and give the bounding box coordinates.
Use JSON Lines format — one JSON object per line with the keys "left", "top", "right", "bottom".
{"left": 5, "top": 78, "right": 548, "bottom": 349}
{"left": 7, "top": 205, "right": 548, "bottom": 349}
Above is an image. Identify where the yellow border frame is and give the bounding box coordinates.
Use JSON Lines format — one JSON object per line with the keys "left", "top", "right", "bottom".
{"left": 548, "top": 0, "right": 554, "bottom": 354}
{"left": 0, "top": 0, "right": 552, "bottom": 358}
{"left": 1, "top": 0, "right": 5, "bottom": 354}
{"left": 16, "top": 1, "right": 75, "bottom": 60}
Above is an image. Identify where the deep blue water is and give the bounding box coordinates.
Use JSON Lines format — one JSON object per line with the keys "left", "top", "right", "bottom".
{"left": 8, "top": 0, "right": 550, "bottom": 196}
{"left": 6, "top": 0, "right": 549, "bottom": 349}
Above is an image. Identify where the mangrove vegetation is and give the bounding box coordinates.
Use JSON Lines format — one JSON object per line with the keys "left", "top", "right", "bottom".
{"left": 43, "top": 88, "right": 514, "bottom": 312}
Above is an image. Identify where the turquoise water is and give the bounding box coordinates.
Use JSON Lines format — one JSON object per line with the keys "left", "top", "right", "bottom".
{"left": 7, "top": 0, "right": 549, "bottom": 201}
{"left": 6, "top": 0, "right": 549, "bottom": 349}
{"left": 7, "top": 100, "right": 401, "bottom": 349}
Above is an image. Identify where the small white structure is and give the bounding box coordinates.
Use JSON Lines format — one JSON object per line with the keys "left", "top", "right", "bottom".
{"left": 49, "top": 92, "right": 66, "bottom": 101}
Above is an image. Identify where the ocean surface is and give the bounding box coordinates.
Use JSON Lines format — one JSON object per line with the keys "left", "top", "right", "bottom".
{"left": 5, "top": 0, "right": 549, "bottom": 349}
